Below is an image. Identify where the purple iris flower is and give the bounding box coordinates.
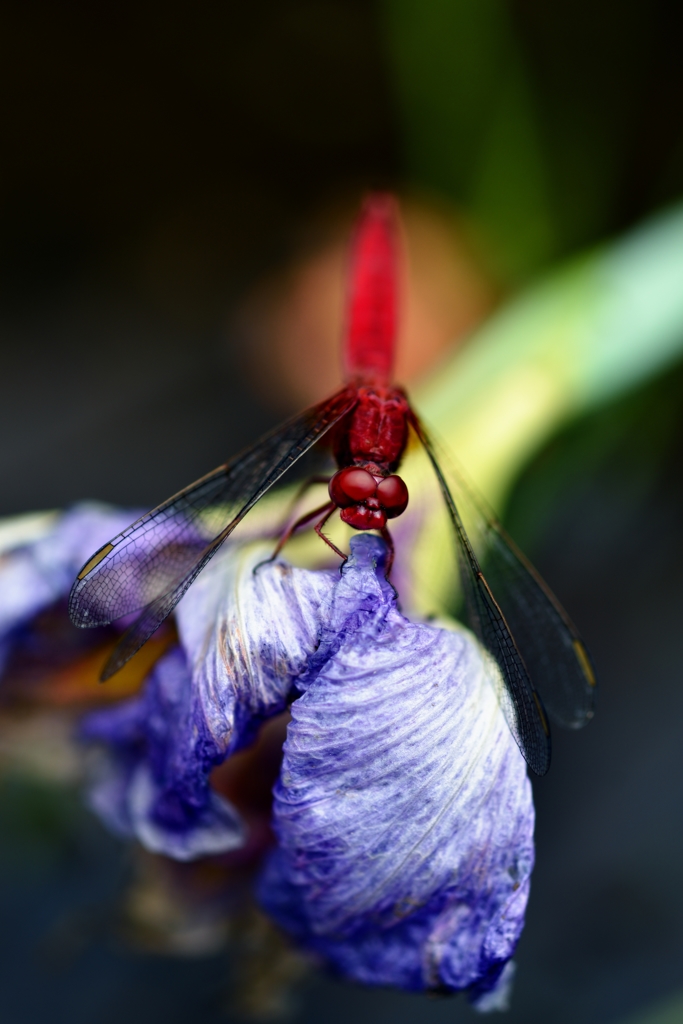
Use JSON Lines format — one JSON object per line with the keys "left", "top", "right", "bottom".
{"left": 0, "top": 505, "right": 535, "bottom": 1006}
{"left": 80, "top": 530, "right": 534, "bottom": 1006}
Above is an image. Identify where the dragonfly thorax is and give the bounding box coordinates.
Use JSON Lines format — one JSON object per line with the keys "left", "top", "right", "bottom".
{"left": 335, "top": 384, "right": 410, "bottom": 472}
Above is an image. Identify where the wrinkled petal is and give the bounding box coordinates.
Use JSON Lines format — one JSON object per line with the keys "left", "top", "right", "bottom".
{"left": 88, "top": 754, "right": 245, "bottom": 861}
{"left": 83, "top": 645, "right": 245, "bottom": 860}
{"left": 259, "top": 534, "right": 534, "bottom": 1000}
{"left": 174, "top": 541, "right": 336, "bottom": 755}
{"left": 83, "top": 543, "right": 337, "bottom": 859}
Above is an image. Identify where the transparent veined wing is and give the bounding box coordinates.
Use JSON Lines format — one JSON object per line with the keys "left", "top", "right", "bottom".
{"left": 409, "top": 413, "right": 552, "bottom": 775}
{"left": 411, "top": 413, "right": 597, "bottom": 775}
{"left": 69, "top": 386, "right": 358, "bottom": 679}
{"left": 461, "top": 510, "right": 596, "bottom": 731}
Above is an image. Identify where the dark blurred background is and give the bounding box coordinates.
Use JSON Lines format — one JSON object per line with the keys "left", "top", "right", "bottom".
{"left": 2, "top": 2, "right": 683, "bottom": 1023}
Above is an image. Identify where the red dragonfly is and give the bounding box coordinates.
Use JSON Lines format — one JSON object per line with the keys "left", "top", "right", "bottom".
{"left": 69, "top": 195, "right": 596, "bottom": 775}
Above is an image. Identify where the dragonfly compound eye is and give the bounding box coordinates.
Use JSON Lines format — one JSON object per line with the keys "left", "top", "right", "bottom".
{"left": 376, "top": 475, "right": 409, "bottom": 517}
{"left": 329, "top": 467, "right": 377, "bottom": 507}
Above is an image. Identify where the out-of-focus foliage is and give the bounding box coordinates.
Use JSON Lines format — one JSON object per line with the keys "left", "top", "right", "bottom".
{"left": 618, "top": 988, "right": 683, "bottom": 1024}
{"left": 505, "top": 353, "right": 683, "bottom": 557}
{"left": 383, "top": 0, "right": 554, "bottom": 279}
{"left": 382, "top": 0, "right": 683, "bottom": 283}
{"left": 405, "top": 202, "right": 683, "bottom": 611}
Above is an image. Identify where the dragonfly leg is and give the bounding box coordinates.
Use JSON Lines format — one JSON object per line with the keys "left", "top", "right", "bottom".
{"left": 314, "top": 505, "right": 347, "bottom": 565}
{"left": 274, "top": 475, "right": 331, "bottom": 536}
{"left": 379, "top": 526, "right": 396, "bottom": 578}
{"left": 254, "top": 500, "right": 335, "bottom": 573}
{"left": 378, "top": 526, "right": 400, "bottom": 602}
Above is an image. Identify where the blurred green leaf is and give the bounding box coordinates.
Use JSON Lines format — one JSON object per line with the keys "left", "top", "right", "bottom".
{"left": 381, "top": 0, "right": 555, "bottom": 278}
{"left": 403, "top": 201, "right": 683, "bottom": 612}
{"left": 617, "top": 991, "right": 683, "bottom": 1024}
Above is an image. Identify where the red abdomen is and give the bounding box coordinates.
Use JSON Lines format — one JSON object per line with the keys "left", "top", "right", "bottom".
{"left": 344, "top": 195, "right": 398, "bottom": 386}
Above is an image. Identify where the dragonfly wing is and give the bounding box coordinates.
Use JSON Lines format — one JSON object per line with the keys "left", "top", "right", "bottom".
{"left": 410, "top": 414, "right": 552, "bottom": 776}
{"left": 466, "top": 519, "right": 596, "bottom": 730}
{"left": 69, "top": 387, "right": 357, "bottom": 639}
{"left": 417, "top": 425, "right": 597, "bottom": 730}
{"left": 99, "top": 527, "right": 229, "bottom": 680}
{"left": 412, "top": 414, "right": 597, "bottom": 747}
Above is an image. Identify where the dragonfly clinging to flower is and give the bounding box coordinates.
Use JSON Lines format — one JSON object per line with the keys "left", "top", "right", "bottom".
{"left": 69, "top": 194, "right": 596, "bottom": 776}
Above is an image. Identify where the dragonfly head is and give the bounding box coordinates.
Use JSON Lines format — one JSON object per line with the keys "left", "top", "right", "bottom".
{"left": 329, "top": 466, "right": 409, "bottom": 530}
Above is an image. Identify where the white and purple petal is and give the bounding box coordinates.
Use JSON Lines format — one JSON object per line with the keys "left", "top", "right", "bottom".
{"left": 259, "top": 534, "right": 534, "bottom": 1003}
{"left": 174, "top": 541, "right": 337, "bottom": 755}
{"left": 83, "top": 645, "right": 246, "bottom": 860}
